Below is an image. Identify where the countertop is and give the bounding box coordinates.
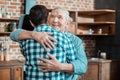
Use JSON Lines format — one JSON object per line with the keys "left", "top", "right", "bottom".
{"left": 0, "top": 60, "right": 24, "bottom": 67}
{"left": 88, "top": 58, "right": 112, "bottom": 63}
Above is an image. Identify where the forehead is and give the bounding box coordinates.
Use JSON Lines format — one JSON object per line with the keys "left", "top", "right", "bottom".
{"left": 51, "top": 10, "right": 65, "bottom": 17}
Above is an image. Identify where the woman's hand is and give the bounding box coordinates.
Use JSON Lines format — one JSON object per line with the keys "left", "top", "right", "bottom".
{"left": 38, "top": 54, "right": 62, "bottom": 72}
{"left": 32, "top": 32, "right": 57, "bottom": 50}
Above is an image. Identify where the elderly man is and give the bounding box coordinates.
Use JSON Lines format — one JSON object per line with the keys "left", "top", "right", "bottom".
{"left": 10, "top": 7, "right": 87, "bottom": 80}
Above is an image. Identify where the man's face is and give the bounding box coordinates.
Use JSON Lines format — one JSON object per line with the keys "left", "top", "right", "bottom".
{"left": 48, "top": 10, "right": 68, "bottom": 32}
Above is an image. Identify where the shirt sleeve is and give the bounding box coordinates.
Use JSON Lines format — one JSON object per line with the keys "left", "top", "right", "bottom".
{"left": 10, "top": 29, "right": 23, "bottom": 42}
{"left": 70, "top": 35, "right": 88, "bottom": 75}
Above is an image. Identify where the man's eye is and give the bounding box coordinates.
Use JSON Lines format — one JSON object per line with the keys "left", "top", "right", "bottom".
{"left": 50, "top": 15, "right": 54, "bottom": 18}
{"left": 51, "top": 16, "right": 54, "bottom": 18}
{"left": 58, "top": 16, "right": 62, "bottom": 19}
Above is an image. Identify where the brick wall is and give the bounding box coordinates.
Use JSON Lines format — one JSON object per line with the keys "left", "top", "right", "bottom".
{"left": 37, "top": 0, "right": 94, "bottom": 11}
{"left": 0, "top": 0, "right": 25, "bottom": 59}
{"left": 0, "top": 0, "right": 24, "bottom": 17}
{"left": 0, "top": 0, "right": 95, "bottom": 58}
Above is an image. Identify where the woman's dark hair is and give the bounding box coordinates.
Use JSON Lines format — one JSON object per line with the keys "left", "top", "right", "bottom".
{"left": 29, "top": 5, "right": 49, "bottom": 26}
{"left": 22, "top": 15, "right": 34, "bottom": 31}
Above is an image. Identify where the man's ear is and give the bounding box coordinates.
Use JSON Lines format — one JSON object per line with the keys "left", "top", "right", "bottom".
{"left": 65, "top": 21, "right": 69, "bottom": 31}
{"left": 29, "top": 20, "right": 35, "bottom": 27}
{"left": 66, "top": 20, "right": 70, "bottom": 25}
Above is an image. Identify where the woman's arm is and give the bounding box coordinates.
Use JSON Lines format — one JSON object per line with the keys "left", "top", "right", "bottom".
{"left": 10, "top": 29, "right": 57, "bottom": 50}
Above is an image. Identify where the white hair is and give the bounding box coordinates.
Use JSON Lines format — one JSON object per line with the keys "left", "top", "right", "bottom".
{"left": 69, "top": 17, "right": 73, "bottom": 22}
{"left": 51, "top": 7, "right": 73, "bottom": 32}
{"left": 51, "top": 7, "right": 71, "bottom": 21}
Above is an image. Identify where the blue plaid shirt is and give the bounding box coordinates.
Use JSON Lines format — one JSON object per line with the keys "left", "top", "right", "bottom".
{"left": 20, "top": 24, "right": 76, "bottom": 80}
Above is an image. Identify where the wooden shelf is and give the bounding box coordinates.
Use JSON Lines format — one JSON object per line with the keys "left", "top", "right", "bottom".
{"left": 77, "top": 34, "right": 114, "bottom": 36}
{"left": 0, "top": 18, "right": 19, "bottom": 36}
{"left": 78, "top": 22, "right": 115, "bottom": 25}
{"left": 78, "top": 9, "right": 115, "bottom": 15}
{"left": 0, "top": 18, "right": 19, "bottom": 21}
{"left": 0, "top": 32, "right": 10, "bottom": 36}
{"left": 76, "top": 9, "right": 115, "bottom": 36}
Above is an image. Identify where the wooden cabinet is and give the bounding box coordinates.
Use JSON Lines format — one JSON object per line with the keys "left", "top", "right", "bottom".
{"left": 81, "top": 59, "right": 120, "bottom": 80}
{"left": 109, "top": 60, "right": 120, "bottom": 80}
{"left": 0, "top": 68, "right": 11, "bottom": 80}
{"left": 81, "top": 59, "right": 111, "bottom": 80}
{"left": 0, "top": 18, "right": 19, "bottom": 36}
{"left": 69, "top": 9, "right": 116, "bottom": 36}
{"left": 69, "top": 11, "right": 77, "bottom": 34}
{"left": 0, "top": 60, "right": 24, "bottom": 80}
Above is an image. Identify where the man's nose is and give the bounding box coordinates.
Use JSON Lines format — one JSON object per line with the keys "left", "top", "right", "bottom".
{"left": 54, "top": 17, "right": 58, "bottom": 22}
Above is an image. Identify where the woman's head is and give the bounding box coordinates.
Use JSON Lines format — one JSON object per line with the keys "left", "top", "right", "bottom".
{"left": 29, "top": 5, "right": 49, "bottom": 26}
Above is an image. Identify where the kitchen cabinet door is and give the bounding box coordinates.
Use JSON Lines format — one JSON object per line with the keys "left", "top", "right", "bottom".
{"left": 0, "top": 68, "right": 10, "bottom": 80}
{"left": 14, "top": 67, "right": 23, "bottom": 80}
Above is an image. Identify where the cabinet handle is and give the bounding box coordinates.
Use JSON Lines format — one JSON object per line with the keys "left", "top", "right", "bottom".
{"left": 16, "top": 68, "right": 20, "bottom": 71}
